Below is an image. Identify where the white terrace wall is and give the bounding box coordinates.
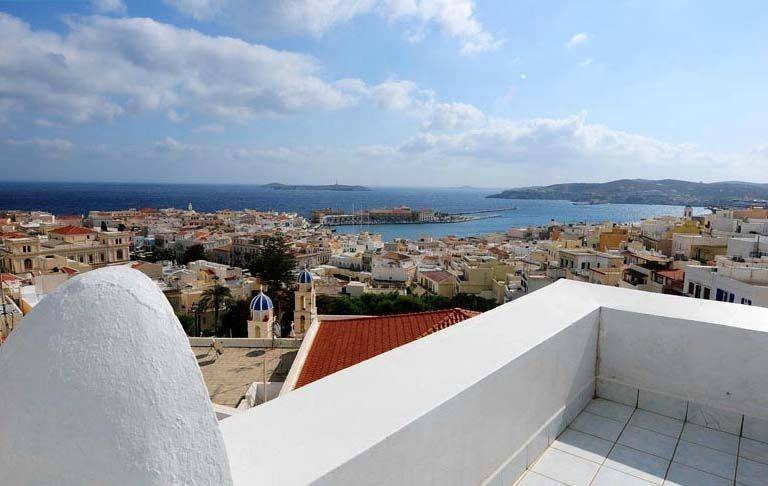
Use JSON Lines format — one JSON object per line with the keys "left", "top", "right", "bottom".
{"left": 598, "top": 307, "right": 768, "bottom": 421}
{"left": 220, "top": 282, "right": 603, "bottom": 486}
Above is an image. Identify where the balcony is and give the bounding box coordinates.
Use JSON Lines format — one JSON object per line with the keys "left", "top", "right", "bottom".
{"left": 2, "top": 267, "right": 768, "bottom": 485}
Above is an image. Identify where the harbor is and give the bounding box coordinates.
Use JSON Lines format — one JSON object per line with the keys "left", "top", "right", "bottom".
{"left": 313, "top": 206, "right": 517, "bottom": 227}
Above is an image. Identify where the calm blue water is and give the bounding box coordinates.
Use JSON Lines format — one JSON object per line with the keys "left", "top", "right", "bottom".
{"left": 0, "top": 182, "right": 705, "bottom": 240}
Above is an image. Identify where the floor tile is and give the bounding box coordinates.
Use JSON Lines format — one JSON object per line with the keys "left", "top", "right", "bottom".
{"left": 592, "top": 466, "right": 655, "bottom": 486}
{"left": 673, "top": 440, "right": 737, "bottom": 479}
{"left": 664, "top": 462, "right": 732, "bottom": 486}
{"left": 516, "top": 471, "right": 565, "bottom": 486}
{"left": 629, "top": 409, "right": 684, "bottom": 438}
{"left": 739, "top": 437, "right": 768, "bottom": 465}
{"left": 570, "top": 411, "right": 625, "bottom": 442}
{"left": 737, "top": 456, "right": 768, "bottom": 486}
{"left": 680, "top": 422, "right": 739, "bottom": 455}
{"left": 531, "top": 448, "right": 600, "bottom": 486}
{"left": 586, "top": 398, "right": 634, "bottom": 423}
{"left": 619, "top": 425, "right": 678, "bottom": 459}
{"left": 550, "top": 428, "right": 613, "bottom": 464}
{"left": 604, "top": 444, "right": 669, "bottom": 484}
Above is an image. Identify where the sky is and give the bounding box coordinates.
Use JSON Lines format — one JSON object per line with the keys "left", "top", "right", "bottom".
{"left": 0, "top": 0, "right": 767, "bottom": 187}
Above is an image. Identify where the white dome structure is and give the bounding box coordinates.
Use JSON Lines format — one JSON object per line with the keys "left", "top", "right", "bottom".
{"left": 0, "top": 267, "right": 232, "bottom": 485}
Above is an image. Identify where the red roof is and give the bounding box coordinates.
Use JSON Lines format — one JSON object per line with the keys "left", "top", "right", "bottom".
{"left": 420, "top": 270, "right": 457, "bottom": 283}
{"left": 295, "top": 308, "right": 480, "bottom": 389}
{"left": 49, "top": 225, "right": 95, "bottom": 236}
{"left": 656, "top": 269, "right": 685, "bottom": 282}
{"left": 1, "top": 273, "right": 21, "bottom": 282}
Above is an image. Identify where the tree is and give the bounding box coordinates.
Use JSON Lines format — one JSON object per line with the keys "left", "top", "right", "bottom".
{"left": 220, "top": 299, "right": 250, "bottom": 337}
{"left": 248, "top": 235, "right": 297, "bottom": 291}
{"left": 316, "top": 292, "right": 498, "bottom": 316}
{"left": 182, "top": 244, "right": 206, "bottom": 264}
{"left": 146, "top": 247, "right": 175, "bottom": 263}
{"left": 175, "top": 313, "right": 196, "bottom": 335}
{"left": 197, "top": 284, "right": 232, "bottom": 336}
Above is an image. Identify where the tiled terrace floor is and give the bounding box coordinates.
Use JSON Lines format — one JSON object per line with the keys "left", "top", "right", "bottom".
{"left": 516, "top": 398, "right": 768, "bottom": 486}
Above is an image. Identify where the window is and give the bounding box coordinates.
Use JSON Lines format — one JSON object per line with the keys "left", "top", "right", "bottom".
{"left": 694, "top": 285, "right": 701, "bottom": 299}
{"left": 741, "top": 298, "right": 752, "bottom": 305}
{"left": 116, "top": 249, "right": 124, "bottom": 260}
{"left": 688, "top": 282, "right": 694, "bottom": 295}
{"left": 715, "top": 289, "right": 724, "bottom": 301}
{"left": 703, "top": 287, "right": 710, "bottom": 300}
{"left": 728, "top": 293, "right": 735, "bottom": 303}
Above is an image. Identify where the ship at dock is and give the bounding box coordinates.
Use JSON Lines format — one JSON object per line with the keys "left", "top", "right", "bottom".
{"left": 312, "top": 206, "right": 516, "bottom": 226}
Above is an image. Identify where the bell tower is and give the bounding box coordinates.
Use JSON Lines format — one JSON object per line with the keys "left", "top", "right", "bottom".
{"left": 293, "top": 269, "right": 317, "bottom": 335}
{"left": 247, "top": 291, "right": 275, "bottom": 338}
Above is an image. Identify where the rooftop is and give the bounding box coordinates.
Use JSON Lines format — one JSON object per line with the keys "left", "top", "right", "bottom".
{"left": 48, "top": 225, "right": 95, "bottom": 235}
{"left": 193, "top": 345, "right": 297, "bottom": 407}
{"left": 2, "top": 268, "right": 768, "bottom": 485}
{"left": 294, "top": 308, "right": 478, "bottom": 389}
{"left": 520, "top": 394, "right": 764, "bottom": 485}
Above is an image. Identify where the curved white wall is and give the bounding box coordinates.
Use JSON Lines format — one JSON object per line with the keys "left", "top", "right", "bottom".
{"left": 0, "top": 267, "right": 232, "bottom": 485}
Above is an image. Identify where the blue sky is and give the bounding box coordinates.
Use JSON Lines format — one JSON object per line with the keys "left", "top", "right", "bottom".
{"left": 1, "top": 0, "right": 766, "bottom": 186}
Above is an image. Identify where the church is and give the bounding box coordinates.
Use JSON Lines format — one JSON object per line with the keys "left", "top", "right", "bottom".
{"left": 246, "top": 268, "right": 317, "bottom": 339}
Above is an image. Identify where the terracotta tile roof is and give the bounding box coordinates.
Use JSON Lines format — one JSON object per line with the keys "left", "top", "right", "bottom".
{"left": 656, "top": 269, "right": 685, "bottom": 281}
{"left": 420, "top": 270, "right": 457, "bottom": 283}
{"left": 295, "top": 308, "right": 480, "bottom": 389}
{"left": 1, "top": 273, "right": 21, "bottom": 282}
{"left": 49, "top": 225, "right": 95, "bottom": 236}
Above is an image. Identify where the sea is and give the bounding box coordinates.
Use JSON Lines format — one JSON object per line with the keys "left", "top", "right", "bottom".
{"left": 1, "top": 182, "right": 707, "bottom": 241}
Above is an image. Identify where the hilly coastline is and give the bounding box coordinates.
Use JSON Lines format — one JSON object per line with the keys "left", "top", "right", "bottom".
{"left": 487, "top": 179, "right": 768, "bottom": 206}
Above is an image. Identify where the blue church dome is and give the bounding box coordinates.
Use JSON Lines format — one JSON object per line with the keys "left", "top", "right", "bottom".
{"left": 249, "top": 292, "right": 273, "bottom": 311}
{"left": 297, "top": 269, "right": 313, "bottom": 284}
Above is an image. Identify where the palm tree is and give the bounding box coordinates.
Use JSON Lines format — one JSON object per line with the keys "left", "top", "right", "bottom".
{"left": 197, "top": 284, "right": 232, "bottom": 336}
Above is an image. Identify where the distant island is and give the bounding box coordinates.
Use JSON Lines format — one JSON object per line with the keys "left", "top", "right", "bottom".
{"left": 262, "top": 182, "right": 370, "bottom": 192}
{"left": 487, "top": 179, "right": 768, "bottom": 206}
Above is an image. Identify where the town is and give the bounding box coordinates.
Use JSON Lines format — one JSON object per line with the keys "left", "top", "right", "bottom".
{"left": 2, "top": 202, "right": 767, "bottom": 409}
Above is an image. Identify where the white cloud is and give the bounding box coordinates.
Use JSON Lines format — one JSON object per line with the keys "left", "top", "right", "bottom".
{"left": 369, "top": 80, "right": 485, "bottom": 130}
{"left": 192, "top": 123, "right": 225, "bottom": 133}
{"left": 0, "top": 13, "right": 359, "bottom": 123}
{"left": 92, "top": 0, "right": 126, "bottom": 14}
{"left": 566, "top": 32, "right": 589, "bottom": 48}
{"left": 164, "top": 0, "right": 502, "bottom": 55}
{"left": 163, "top": 0, "right": 225, "bottom": 20}
{"left": 6, "top": 114, "right": 759, "bottom": 187}
{"left": 579, "top": 58, "right": 593, "bottom": 68}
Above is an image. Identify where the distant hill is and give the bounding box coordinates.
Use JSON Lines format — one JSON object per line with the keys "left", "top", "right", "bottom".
{"left": 262, "top": 182, "right": 370, "bottom": 192}
{"left": 487, "top": 179, "right": 768, "bottom": 206}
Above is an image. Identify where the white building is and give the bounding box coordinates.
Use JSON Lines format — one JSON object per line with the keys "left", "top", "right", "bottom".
{"left": 684, "top": 256, "right": 768, "bottom": 307}
{"left": 728, "top": 236, "right": 768, "bottom": 260}
{"left": 3, "top": 268, "right": 768, "bottom": 485}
